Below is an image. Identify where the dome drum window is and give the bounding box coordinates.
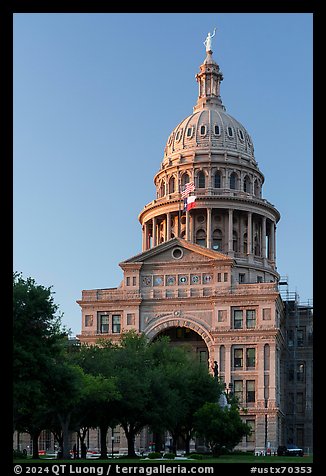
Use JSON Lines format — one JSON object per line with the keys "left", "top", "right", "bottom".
{"left": 214, "top": 124, "right": 221, "bottom": 136}
{"left": 238, "top": 129, "right": 245, "bottom": 141}
{"left": 227, "top": 126, "right": 234, "bottom": 138}
{"left": 199, "top": 125, "right": 207, "bottom": 136}
{"left": 175, "top": 129, "right": 183, "bottom": 142}
{"left": 186, "top": 126, "right": 194, "bottom": 138}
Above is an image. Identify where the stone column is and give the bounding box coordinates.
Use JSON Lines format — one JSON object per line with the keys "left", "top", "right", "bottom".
{"left": 257, "top": 343, "right": 265, "bottom": 407}
{"left": 247, "top": 212, "right": 252, "bottom": 255}
{"left": 262, "top": 216, "right": 266, "bottom": 259}
{"left": 269, "top": 221, "right": 275, "bottom": 262}
{"left": 224, "top": 344, "right": 231, "bottom": 388}
{"left": 166, "top": 212, "right": 171, "bottom": 241}
{"left": 152, "top": 217, "right": 157, "bottom": 247}
{"left": 269, "top": 344, "right": 276, "bottom": 407}
{"left": 207, "top": 208, "right": 212, "bottom": 249}
{"left": 228, "top": 209, "right": 233, "bottom": 254}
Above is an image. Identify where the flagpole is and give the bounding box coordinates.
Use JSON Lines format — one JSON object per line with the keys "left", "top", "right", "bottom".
{"left": 178, "top": 178, "right": 181, "bottom": 238}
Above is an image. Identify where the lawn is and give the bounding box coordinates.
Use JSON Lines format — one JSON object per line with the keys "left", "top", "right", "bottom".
{"left": 14, "top": 454, "right": 313, "bottom": 464}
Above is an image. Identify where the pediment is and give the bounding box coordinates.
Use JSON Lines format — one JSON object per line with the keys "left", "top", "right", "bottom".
{"left": 119, "top": 237, "right": 233, "bottom": 270}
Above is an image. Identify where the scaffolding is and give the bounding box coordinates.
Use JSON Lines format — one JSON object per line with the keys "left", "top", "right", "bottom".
{"left": 278, "top": 275, "right": 313, "bottom": 453}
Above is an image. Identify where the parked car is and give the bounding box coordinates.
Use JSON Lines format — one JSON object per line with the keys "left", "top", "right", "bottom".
{"left": 277, "top": 444, "right": 304, "bottom": 457}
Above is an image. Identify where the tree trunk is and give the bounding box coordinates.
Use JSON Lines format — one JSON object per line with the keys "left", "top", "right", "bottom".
{"left": 184, "top": 432, "right": 191, "bottom": 455}
{"left": 125, "top": 427, "right": 136, "bottom": 458}
{"left": 58, "top": 413, "right": 71, "bottom": 459}
{"left": 171, "top": 432, "right": 178, "bottom": 455}
{"left": 31, "top": 431, "right": 41, "bottom": 459}
{"left": 99, "top": 423, "right": 109, "bottom": 459}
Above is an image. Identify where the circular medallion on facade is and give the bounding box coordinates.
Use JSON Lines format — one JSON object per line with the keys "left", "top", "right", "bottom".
{"left": 166, "top": 275, "right": 176, "bottom": 286}
{"left": 191, "top": 274, "right": 200, "bottom": 284}
{"left": 179, "top": 275, "right": 188, "bottom": 284}
{"left": 153, "top": 276, "right": 163, "bottom": 286}
{"left": 172, "top": 247, "right": 183, "bottom": 259}
{"left": 203, "top": 274, "right": 213, "bottom": 283}
{"left": 142, "top": 276, "right": 152, "bottom": 286}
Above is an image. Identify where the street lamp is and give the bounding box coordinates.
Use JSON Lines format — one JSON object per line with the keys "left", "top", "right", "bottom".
{"left": 224, "top": 382, "right": 233, "bottom": 399}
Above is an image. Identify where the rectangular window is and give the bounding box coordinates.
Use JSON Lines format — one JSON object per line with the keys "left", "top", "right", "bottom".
{"left": 234, "top": 348, "right": 243, "bottom": 368}
{"left": 224, "top": 273, "right": 228, "bottom": 282}
{"left": 127, "top": 313, "right": 135, "bottom": 325}
{"left": 85, "top": 315, "right": 93, "bottom": 327}
{"left": 100, "top": 315, "right": 109, "bottom": 333}
{"left": 246, "top": 420, "right": 255, "bottom": 443}
{"left": 233, "top": 309, "right": 243, "bottom": 329}
{"left": 132, "top": 276, "right": 136, "bottom": 286}
{"left": 112, "top": 315, "right": 121, "bottom": 334}
{"left": 287, "top": 329, "right": 294, "bottom": 346}
{"left": 257, "top": 276, "right": 263, "bottom": 283}
{"left": 297, "top": 328, "right": 305, "bottom": 347}
{"left": 234, "top": 380, "right": 243, "bottom": 403}
{"left": 239, "top": 273, "right": 246, "bottom": 283}
{"left": 262, "top": 308, "right": 271, "bottom": 320}
{"left": 296, "top": 363, "right": 305, "bottom": 382}
{"left": 246, "top": 310, "right": 256, "bottom": 328}
{"left": 246, "top": 348, "right": 256, "bottom": 368}
{"left": 217, "top": 273, "right": 221, "bottom": 282}
{"left": 126, "top": 277, "right": 130, "bottom": 286}
{"left": 246, "top": 380, "right": 255, "bottom": 403}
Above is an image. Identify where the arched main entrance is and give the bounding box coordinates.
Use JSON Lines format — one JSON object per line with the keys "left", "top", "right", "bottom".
{"left": 153, "top": 327, "right": 209, "bottom": 367}
{"left": 143, "top": 316, "right": 215, "bottom": 370}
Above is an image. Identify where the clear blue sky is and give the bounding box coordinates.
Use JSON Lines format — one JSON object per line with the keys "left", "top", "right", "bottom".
{"left": 13, "top": 13, "right": 313, "bottom": 335}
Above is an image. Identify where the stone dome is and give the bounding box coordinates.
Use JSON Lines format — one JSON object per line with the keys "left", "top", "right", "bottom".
{"left": 163, "top": 108, "right": 255, "bottom": 162}
{"left": 163, "top": 50, "right": 256, "bottom": 166}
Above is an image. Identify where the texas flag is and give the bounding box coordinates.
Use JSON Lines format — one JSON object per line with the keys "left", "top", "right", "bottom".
{"left": 186, "top": 195, "right": 196, "bottom": 211}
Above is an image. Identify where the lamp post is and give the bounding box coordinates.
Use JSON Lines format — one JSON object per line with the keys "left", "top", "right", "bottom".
{"left": 224, "top": 382, "right": 233, "bottom": 401}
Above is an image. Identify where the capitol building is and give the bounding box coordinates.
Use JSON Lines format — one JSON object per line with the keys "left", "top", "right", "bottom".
{"left": 74, "top": 33, "right": 313, "bottom": 455}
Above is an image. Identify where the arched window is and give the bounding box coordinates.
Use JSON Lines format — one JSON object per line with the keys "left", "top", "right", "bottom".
{"left": 243, "top": 232, "right": 247, "bottom": 254}
{"left": 212, "top": 229, "right": 222, "bottom": 251}
{"left": 219, "top": 345, "right": 225, "bottom": 372}
{"left": 169, "top": 176, "right": 175, "bottom": 194}
{"left": 230, "top": 172, "right": 237, "bottom": 190}
{"left": 254, "top": 233, "right": 260, "bottom": 256}
{"left": 264, "top": 344, "right": 270, "bottom": 371}
{"left": 198, "top": 171, "right": 205, "bottom": 188}
{"left": 214, "top": 171, "right": 221, "bottom": 188}
{"left": 159, "top": 180, "right": 166, "bottom": 197}
{"left": 254, "top": 179, "right": 260, "bottom": 197}
{"left": 196, "top": 229, "right": 206, "bottom": 247}
{"left": 233, "top": 231, "right": 238, "bottom": 252}
{"left": 244, "top": 175, "right": 251, "bottom": 193}
{"left": 181, "top": 173, "right": 190, "bottom": 188}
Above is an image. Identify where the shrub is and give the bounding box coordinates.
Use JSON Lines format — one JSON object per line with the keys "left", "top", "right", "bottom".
{"left": 147, "top": 452, "right": 161, "bottom": 459}
{"left": 13, "top": 449, "right": 27, "bottom": 459}
{"left": 163, "top": 452, "right": 175, "bottom": 459}
{"left": 188, "top": 453, "right": 203, "bottom": 460}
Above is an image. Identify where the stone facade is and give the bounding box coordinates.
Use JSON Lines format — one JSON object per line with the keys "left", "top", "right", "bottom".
{"left": 75, "top": 44, "right": 313, "bottom": 454}
{"left": 14, "top": 40, "right": 313, "bottom": 456}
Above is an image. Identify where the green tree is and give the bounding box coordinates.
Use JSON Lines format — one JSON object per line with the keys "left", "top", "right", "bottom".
{"left": 13, "top": 272, "right": 68, "bottom": 457}
{"left": 67, "top": 342, "right": 120, "bottom": 459}
{"left": 194, "top": 401, "right": 252, "bottom": 456}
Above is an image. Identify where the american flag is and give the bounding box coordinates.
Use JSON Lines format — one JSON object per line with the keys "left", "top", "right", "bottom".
{"left": 181, "top": 181, "right": 195, "bottom": 198}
